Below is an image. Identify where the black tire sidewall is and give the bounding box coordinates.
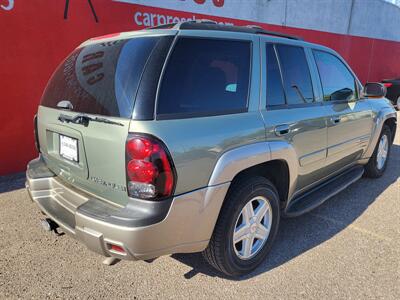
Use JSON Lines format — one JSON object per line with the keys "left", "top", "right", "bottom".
{"left": 221, "top": 178, "right": 280, "bottom": 275}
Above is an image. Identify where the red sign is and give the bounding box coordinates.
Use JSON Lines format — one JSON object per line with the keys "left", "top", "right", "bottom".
{"left": 0, "top": 1, "right": 399, "bottom": 176}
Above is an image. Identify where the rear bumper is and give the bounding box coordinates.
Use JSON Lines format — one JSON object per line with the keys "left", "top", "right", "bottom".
{"left": 26, "top": 157, "right": 230, "bottom": 261}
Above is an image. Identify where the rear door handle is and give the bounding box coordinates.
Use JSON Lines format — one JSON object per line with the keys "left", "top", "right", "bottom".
{"left": 274, "top": 124, "right": 290, "bottom": 136}
{"left": 331, "top": 116, "right": 341, "bottom": 124}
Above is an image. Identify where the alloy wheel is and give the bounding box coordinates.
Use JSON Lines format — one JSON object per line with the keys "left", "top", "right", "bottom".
{"left": 232, "top": 196, "right": 272, "bottom": 260}
{"left": 376, "top": 134, "right": 389, "bottom": 170}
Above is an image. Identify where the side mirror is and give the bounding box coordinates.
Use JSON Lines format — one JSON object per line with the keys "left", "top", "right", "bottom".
{"left": 364, "top": 82, "right": 386, "bottom": 98}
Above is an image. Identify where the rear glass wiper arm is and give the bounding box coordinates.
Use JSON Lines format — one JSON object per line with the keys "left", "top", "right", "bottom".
{"left": 58, "top": 114, "right": 123, "bottom": 127}
{"left": 91, "top": 116, "right": 124, "bottom": 126}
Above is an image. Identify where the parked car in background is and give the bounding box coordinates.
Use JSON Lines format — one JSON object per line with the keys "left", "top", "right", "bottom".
{"left": 382, "top": 78, "right": 400, "bottom": 110}
{"left": 26, "top": 21, "right": 397, "bottom": 277}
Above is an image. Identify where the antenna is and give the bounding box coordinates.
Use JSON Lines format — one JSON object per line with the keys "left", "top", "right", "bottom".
{"left": 64, "top": 0, "right": 99, "bottom": 23}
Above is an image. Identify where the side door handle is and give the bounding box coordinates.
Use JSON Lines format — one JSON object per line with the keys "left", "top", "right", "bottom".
{"left": 331, "top": 116, "right": 341, "bottom": 124}
{"left": 274, "top": 124, "right": 290, "bottom": 136}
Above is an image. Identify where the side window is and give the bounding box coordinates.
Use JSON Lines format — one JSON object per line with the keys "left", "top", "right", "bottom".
{"left": 275, "top": 44, "right": 314, "bottom": 105}
{"left": 313, "top": 50, "right": 356, "bottom": 101}
{"left": 266, "top": 44, "right": 285, "bottom": 106}
{"left": 157, "top": 38, "right": 251, "bottom": 118}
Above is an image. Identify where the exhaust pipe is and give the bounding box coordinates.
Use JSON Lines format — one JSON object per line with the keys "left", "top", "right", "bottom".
{"left": 41, "top": 218, "right": 62, "bottom": 235}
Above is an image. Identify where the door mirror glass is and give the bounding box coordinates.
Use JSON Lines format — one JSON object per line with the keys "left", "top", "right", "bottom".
{"left": 364, "top": 82, "right": 386, "bottom": 98}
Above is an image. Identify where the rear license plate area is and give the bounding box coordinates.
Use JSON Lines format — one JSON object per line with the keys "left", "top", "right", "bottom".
{"left": 59, "top": 135, "right": 79, "bottom": 162}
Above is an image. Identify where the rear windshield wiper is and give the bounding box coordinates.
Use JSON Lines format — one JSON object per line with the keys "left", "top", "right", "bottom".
{"left": 58, "top": 114, "right": 124, "bottom": 127}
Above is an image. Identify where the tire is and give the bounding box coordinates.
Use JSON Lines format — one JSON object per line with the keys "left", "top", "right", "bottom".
{"left": 202, "top": 176, "right": 280, "bottom": 277}
{"left": 364, "top": 125, "right": 392, "bottom": 178}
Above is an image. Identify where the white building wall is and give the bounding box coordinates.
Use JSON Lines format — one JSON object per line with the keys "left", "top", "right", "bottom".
{"left": 115, "top": 0, "right": 400, "bottom": 41}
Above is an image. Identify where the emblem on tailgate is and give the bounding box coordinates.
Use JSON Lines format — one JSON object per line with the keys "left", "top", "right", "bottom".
{"left": 90, "top": 176, "right": 127, "bottom": 192}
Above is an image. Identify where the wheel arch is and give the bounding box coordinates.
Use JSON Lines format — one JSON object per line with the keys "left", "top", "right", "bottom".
{"left": 363, "top": 108, "right": 397, "bottom": 159}
{"left": 384, "top": 117, "right": 397, "bottom": 143}
{"left": 208, "top": 141, "right": 299, "bottom": 206}
{"left": 229, "top": 160, "right": 290, "bottom": 208}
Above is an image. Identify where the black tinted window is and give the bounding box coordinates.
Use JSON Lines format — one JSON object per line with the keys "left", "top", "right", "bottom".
{"left": 313, "top": 50, "right": 356, "bottom": 101}
{"left": 276, "top": 45, "right": 314, "bottom": 105}
{"left": 266, "top": 44, "right": 285, "bottom": 106}
{"left": 41, "top": 37, "right": 163, "bottom": 118}
{"left": 157, "top": 38, "right": 251, "bottom": 117}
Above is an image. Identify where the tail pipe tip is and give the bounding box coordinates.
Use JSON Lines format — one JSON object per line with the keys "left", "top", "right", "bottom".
{"left": 41, "top": 218, "right": 62, "bottom": 235}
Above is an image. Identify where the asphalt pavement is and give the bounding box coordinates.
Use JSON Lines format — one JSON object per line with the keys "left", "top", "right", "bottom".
{"left": 0, "top": 115, "right": 399, "bottom": 299}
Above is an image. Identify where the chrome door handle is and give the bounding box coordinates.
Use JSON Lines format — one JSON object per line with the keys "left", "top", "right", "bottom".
{"left": 331, "top": 116, "right": 341, "bottom": 124}
{"left": 274, "top": 124, "right": 290, "bottom": 136}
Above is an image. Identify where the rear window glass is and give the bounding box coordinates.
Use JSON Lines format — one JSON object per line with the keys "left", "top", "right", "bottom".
{"left": 41, "top": 36, "right": 162, "bottom": 118}
{"left": 157, "top": 38, "right": 251, "bottom": 118}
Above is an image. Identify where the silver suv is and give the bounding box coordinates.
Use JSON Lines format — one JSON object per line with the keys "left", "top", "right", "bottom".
{"left": 26, "top": 21, "right": 397, "bottom": 277}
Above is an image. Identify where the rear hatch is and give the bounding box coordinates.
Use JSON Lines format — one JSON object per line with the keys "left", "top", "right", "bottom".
{"left": 37, "top": 33, "right": 172, "bottom": 206}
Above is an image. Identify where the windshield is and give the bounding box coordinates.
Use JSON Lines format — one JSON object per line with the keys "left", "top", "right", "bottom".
{"left": 41, "top": 36, "right": 162, "bottom": 118}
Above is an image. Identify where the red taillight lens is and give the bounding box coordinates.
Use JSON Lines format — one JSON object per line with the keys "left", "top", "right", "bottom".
{"left": 126, "top": 138, "right": 153, "bottom": 160}
{"left": 383, "top": 83, "right": 393, "bottom": 88}
{"left": 126, "top": 135, "right": 175, "bottom": 200}
{"left": 107, "top": 243, "right": 126, "bottom": 254}
{"left": 127, "top": 160, "right": 158, "bottom": 183}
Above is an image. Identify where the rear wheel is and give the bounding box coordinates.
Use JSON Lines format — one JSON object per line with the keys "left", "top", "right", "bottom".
{"left": 202, "top": 177, "right": 280, "bottom": 277}
{"left": 364, "top": 125, "right": 392, "bottom": 178}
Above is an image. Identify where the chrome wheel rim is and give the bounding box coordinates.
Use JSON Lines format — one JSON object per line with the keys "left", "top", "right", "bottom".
{"left": 397, "top": 96, "right": 400, "bottom": 110}
{"left": 376, "top": 134, "right": 389, "bottom": 170}
{"left": 233, "top": 196, "right": 272, "bottom": 260}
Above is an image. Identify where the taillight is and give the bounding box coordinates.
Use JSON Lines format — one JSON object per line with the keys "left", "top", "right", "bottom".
{"left": 126, "top": 135, "right": 175, "bottom": 200}
{"left": 383, "top": 82, "right": 393, "bottom": 88}
{"left": 33, "top": 114, "right": 40, "bottom": 152}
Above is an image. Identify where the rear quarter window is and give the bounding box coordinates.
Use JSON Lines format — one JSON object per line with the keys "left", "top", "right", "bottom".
{"left": 157, "top": 37, "right": 251, "bottom": 119}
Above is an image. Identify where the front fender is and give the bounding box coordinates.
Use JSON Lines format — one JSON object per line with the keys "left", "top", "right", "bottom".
{"left": 363, "top": 106, "right": 397, "bottom": 159}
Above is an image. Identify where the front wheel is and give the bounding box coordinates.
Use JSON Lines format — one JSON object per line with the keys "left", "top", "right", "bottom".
{"left": 364, "top": 125, "right": 392, "bottom": 178}
{"left": 202, "top": 177, "right": 280, "bottom": 277}
{"left": 396, "top": 96, "right": 400, "bottom": 111}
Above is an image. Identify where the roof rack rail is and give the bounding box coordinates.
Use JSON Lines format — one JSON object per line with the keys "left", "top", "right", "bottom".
{"left": 246, "top": 25, "right": 263, "bottom": 30}
{"left": 254, "top": 29, "right": 302, "bottom": 40}
{"left": 191, "top": 19, "right": 218, "bottom": 25}
{"left": 145, "top": 20, "right": 303, "bottom": 41}
{"left": 146, "top": 23, "right": 177, "bottom": 30}
{"left": 145, "top": 19, "right": 217, "bottom": 30}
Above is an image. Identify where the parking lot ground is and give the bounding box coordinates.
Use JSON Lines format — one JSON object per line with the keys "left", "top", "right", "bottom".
{"left": 0, "top": 115, "right": 399, "bottom": 299}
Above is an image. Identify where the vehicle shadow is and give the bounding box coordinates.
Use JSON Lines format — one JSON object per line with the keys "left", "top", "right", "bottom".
{"left": 0, "top": 172, "right": 26, "bottom": 193}
{"left": 172, "top": 144, "right": 400, "bottom": 280}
